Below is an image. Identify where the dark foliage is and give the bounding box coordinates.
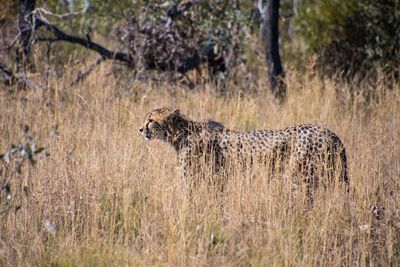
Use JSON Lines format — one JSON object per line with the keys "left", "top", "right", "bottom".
{"left": 296, "top": 0, "right": 400, "bottom": 80}
{"left": 121, "top": 0, "right": 254, "bottom": 83}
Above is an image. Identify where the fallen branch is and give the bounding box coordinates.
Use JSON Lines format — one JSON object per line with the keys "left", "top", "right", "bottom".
{"left": 34, "top": 17, "right": 135, "bottom": 67}
{"left": 35, "top": 16, "right": 224, "bottom": 76}
{"left": 69, "top": 56, "right": 105, "bottom": 87}
{"left": 8, "top": 5, "right": 226, "bottom": 86}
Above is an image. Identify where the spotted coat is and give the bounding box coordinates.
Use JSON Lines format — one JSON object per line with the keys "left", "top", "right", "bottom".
{"left": 139, "top": 108, "right": 349, "bottom": 185}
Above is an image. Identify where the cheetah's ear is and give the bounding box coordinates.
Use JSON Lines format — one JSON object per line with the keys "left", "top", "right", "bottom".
{"left": 166, "top": 108, "right": 180, "bottom": 123}
{"left": 170, "top": 109, "right": 180, "bottom": 116}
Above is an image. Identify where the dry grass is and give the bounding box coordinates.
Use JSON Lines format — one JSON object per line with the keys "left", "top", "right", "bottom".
{"left": 1, "top": 64, "right": 399, "bottom": 266}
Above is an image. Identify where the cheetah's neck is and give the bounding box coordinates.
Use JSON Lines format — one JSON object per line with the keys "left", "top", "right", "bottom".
{"left": 166, "top": 118, "right": 208, "bottom": 152}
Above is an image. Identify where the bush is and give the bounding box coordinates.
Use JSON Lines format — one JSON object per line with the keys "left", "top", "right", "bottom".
{"left": 296, "top": 0, "right": 400, "bottom": 80}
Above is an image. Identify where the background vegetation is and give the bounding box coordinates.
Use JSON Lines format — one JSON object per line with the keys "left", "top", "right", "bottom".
{"left": 1, "top": 0, "right": 399, "bottom": 266}
{"left": 296, "top": 0, "right": 400, "bottom": 79}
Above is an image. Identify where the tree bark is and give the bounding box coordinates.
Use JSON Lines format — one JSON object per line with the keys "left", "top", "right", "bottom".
{"left": 261, "top": 0, "right": 286, "bottom": 101}
{"left": 17, "top": 0, "right": 36, "bottom": 69}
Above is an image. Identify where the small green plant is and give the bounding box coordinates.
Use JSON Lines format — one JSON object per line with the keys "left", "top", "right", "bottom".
{"left": 0, "top": 125, "right": 45, "bottom": 215}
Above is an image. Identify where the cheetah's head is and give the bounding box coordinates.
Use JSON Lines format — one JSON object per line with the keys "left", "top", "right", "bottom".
{"left": 139, "top": 107, "right": 180, "bottom": 142}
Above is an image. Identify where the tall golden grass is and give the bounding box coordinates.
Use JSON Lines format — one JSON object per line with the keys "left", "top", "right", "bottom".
{"left": 0, "top": 63, "right": 399, "bottom": 266}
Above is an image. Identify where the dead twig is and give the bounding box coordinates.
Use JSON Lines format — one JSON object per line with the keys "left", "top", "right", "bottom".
{"left": 0, "top": 62, "right": 41, "bottom": 90}
{"left": 35, "top": 8, "right": 81, "bottom": 19}
{"left": 69, "top": 56, "right": 105, "bottom": 87}
{"left": 0, "top": 63, "right": 14, "bottom": 80}
{"left": 0, "top": 33, "right": 20, "bottom": 52}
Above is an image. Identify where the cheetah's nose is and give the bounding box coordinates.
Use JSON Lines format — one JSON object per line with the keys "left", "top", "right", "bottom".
{"left": 139, "top": 128, "right": 144, "bottom": 133}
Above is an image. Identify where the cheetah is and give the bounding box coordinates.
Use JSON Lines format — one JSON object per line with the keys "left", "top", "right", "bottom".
{"left": 139, "top": 107, "right": 349, "bottom": 188}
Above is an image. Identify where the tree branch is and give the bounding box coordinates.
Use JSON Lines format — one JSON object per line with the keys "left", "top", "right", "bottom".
{"left": 0, "top": 63, "right": 14, "bottom": 80}
{"left": 0, "top": 62, "right": 41, "bottom": 90}
{"left": 35, "top": 18, "right": 134, "bottom": 67}
{"left": 166, "top": 0, "right": 195, "bottom": 18}
{"left": 69, "top": 56, "right": 105, "bottom": 87}
{"left": 31, "top": 8, "right": 224, "bottom": 80}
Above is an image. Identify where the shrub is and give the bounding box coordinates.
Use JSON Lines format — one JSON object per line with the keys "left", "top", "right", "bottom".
{"left": 296, "top": 0, "right": 400, "bottom": 80}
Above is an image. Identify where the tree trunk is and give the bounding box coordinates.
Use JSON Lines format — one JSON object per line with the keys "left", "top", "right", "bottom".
{"left": 261, "top": 0, "right": 286, "bottom": 101}
{"left": 17, "top": 0, "right": 36, "bottom": 70}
